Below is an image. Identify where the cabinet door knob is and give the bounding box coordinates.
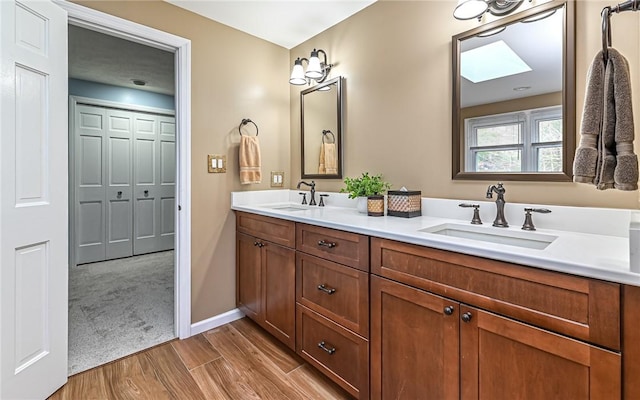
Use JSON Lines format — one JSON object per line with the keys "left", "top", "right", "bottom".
{"left": 117, "top": 191, "right": 123, "bottom": 198}
{"left": 253, "top": 241, "right": 264, "bottom": 248}
{"left": 317, "top": 341, "right": 336, "bottom": 355}
{"left": 444, "top": 305, "right": 455, "bottom": 315}
{"left": 317, "top": 284, "right": 336, "bottom": 295}
{"left": 144, "top": 190, "right": 149, "bottom": 197}
{"left": 461, "top": 312, "right": 473, "bottom": 323}
{"left": 317, "top": 240, "right": 336, "bottom": 248}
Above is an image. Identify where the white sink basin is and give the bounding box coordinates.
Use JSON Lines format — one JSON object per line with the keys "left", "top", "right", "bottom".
{"left": 264, "top": 204, "right": 309, "bottom": 212}
{"left": 419, "top": 223, "right": 557, "bottom": 250}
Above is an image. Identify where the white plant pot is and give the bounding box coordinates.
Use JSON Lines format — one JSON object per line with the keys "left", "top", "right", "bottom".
{"left": 356, "top": 197, "right": 368, "bottom": 214}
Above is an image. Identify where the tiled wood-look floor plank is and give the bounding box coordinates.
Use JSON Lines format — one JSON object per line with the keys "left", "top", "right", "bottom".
{"left": 137, "top": 343, "right": 206, "bottom": 400}
{"left": 49, "top": 317, "right": 352, "bottom": 400}
{"left": 230, "top": 317, "right": 303, "bottom": 373}
{"left": 191, "top": 356, "right": 262, "bottom": 400}
{"left": 287, "top": 364, "right": 352, "bottom": 400}
{"left": 171, "top": 333, "right": 222, "bottom": 370}
{"left": 204, "top": 324, "right": 308, "bottom": 400}
{"left": 48, "top": 368, "right": 109, "bottom": 400}
{"left": 101, "top": 353, "right": 170, "bottom": 400}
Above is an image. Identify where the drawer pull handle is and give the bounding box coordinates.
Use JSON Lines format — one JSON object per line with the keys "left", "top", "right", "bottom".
{"left": 317, "top": 240, "right": 336, "bottom": 248}
{"left": 253, "top": 241, "right": 264, "bottom": 248}
{"left": 318, "top": 341, "right": 336, "bottom": 355}
{"left": 317, "top": 284, "right": 336, "bottom": 295}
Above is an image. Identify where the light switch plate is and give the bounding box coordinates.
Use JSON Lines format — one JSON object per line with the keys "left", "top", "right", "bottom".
{"left": 208, "top": 154, "right": 227, "bottom": 173}
{"left": 271, "top": 171, "right": 284, "bottom": 187}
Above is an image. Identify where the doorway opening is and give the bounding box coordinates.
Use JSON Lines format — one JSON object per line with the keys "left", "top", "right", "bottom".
{"left": 61, "top": 1, "right": 192, "bottom": 375}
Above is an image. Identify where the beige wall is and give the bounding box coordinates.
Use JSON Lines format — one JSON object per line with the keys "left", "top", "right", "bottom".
{"left": 73, "top": 0, "right": 290, "bottom": 323}
{"left": 290, "top": 0, "right": 640, "bottom": 209}
{"left": 73, "top": 0, "right": 640, "bottom": 326}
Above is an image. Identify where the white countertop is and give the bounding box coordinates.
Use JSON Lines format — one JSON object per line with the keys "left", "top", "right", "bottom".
{"left": 231, "top": 190, "right": 640, "bottom": 286}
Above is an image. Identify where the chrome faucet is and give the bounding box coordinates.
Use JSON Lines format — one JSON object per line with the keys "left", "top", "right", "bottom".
{"left": 296, "top": 180, "right": 316, "bottom": 205}
{"left": 486, "top": 182, "right": 508, "bottom": 227}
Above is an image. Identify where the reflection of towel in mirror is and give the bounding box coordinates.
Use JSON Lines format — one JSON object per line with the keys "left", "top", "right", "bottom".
{"left": 239, "top": 135, "right": 261, "bottom": 184}
{"left": 318, "top": 143, "right": 337, "bottom": 174}
{"left": 574, "top": 48, "right": 638, "bottom": 190}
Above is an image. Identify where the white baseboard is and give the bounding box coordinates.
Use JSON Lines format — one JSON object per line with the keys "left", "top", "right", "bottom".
{"left": 190, "top": 308, "right": 245, "bottom": 336}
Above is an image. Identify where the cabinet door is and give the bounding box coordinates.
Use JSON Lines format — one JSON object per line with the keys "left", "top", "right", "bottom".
{"left": 460, "top": 305, "right": 621, "bottom": 400}
{"left": 371, "top": 276, "right": 460, "bottom": 400}
{"left": 262, "top": 240, "right": 296, "bottom": 350}
{"left": 236, "top": 233, "right": 262, "bottom": 320}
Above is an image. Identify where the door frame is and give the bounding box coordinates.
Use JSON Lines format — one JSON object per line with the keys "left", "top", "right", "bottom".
{"left": 57, "top": 0, "right": 192, "bottom": 339}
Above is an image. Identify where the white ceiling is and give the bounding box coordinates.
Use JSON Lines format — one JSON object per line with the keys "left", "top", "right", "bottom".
{"left": 164, "top": 0, "right": 377, "bottom": 49}
{"left": 68, "top": 1, "right": 376, "bottom": 96}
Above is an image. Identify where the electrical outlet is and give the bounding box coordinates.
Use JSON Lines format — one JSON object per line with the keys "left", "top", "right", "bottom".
{"left": 208, "top": 155, "right": 227, "bottom": 173}
{"left": 271, "top": 171, "right": 284, "bottom": 187}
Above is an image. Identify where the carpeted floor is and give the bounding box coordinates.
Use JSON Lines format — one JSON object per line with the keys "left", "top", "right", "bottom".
{"left": 68, "top": 251, "right": 175, "bottom": 375}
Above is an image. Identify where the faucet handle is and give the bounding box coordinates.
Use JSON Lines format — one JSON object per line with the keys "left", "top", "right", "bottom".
{"left": 299, "top": 192, "right": 307, "bottom": 205}
{"left": 522, "top": 208, "right": 551, "bottom": 231}
{"left": 459, "top": 203, "right": 482, "bottom": 225}
{"left": 319, "top": 194, "right": 329, "bottom": 207}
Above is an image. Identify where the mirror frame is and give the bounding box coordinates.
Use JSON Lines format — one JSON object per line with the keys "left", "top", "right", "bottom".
{"left": 300, "top": 76, "right": 344, "bottom": 179}
{"left": 451, "top": 0, "right": 575, "bottom": 181}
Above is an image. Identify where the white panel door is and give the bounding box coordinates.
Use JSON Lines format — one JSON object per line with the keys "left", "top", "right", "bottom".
{"left": 133, "top": 113, "right": 175, "bottom": 255}
{"left": 0, "top": 0, "right": 69, "bottom": 398}
{"left": 75, "top": 104, "right": 106, "bottom": 264}
{"left": 158, "top": 116, "right": 176, "bottom": 251}
{"left": 133, "top": 113, "right": 159, "bottom": 255}
{"left": 105, "top": 109, "right": 134, "bottom": 260}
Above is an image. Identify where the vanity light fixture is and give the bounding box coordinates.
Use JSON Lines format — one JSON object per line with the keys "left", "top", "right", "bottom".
{"left": 454, "top": 0, "right": 529, "bottom": 21}
{"left": 289, "top": 48, "right": 333, "bottom": 86}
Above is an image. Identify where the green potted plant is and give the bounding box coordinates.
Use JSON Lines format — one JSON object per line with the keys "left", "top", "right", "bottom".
{"left": 341, "top": 172, "right": 391, "bottom": 214}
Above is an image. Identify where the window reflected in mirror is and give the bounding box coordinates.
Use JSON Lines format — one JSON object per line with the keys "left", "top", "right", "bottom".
{"left": 452, "top": 0, "right": 575, "bottom": 181}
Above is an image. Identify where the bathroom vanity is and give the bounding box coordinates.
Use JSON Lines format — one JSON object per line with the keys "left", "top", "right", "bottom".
{"left": 232, "top": 190, "right": 639, "bottom": 400}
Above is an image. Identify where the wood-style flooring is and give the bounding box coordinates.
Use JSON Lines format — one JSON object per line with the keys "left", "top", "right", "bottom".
{"left": 49, "top": 318, "right": 352, "bottom": 400}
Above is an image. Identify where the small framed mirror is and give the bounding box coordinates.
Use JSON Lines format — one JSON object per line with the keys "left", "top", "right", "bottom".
{"left": 452, "top": 0, "right": 575, "bottom": 181}
{"left": 301, "top": 76, "right": 343, "bottom": 179}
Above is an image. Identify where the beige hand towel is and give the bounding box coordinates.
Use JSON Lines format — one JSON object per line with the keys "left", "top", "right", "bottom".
{"left": 318, "top": 143, "right": 338, "bottom": 174}
{"left": 239, "top": 135, "right": 261, "bottom": 184}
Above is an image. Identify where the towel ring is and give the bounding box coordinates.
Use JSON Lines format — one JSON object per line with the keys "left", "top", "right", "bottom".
{"left": 601, "top": 7, "right": 611, "bottom": 63}
{"left": 322, "top": 129, "right": 335, "bottom": 144}
{"left": 238, "top": 118, "right": 259, "bottom": 136}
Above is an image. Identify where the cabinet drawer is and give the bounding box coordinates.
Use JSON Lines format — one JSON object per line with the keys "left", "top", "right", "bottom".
{"left": 296, "top": 252, "right": 369, "bottom": 337}
{"left": 297, "top": 305, "right": 369, "bottom": 399}
{"left": 236, "top": 212, "right": 295, "bottom": 248}
{"left": 371, "top": 237, "right": 621, "bottom": 351}
{"left": 296, "top": 223, "right": 369, "bottom": 271}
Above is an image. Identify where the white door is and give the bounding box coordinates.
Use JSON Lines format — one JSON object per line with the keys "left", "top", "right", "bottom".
{"left": 133, "top": 113, "right": 175, "bottom": 255}
{"left": 75, "top": 104, "right": 107, "bottom": 264}
{"left": 0, "top": 0, "right": 69, "bottom": 398}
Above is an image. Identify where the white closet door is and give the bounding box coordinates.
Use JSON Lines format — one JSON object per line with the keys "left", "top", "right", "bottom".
{"left": 75, "top": 104, "right": 107, "bottom": 264}
{"left": 133, "top": 112, "right": 175, "bottom": 255}
{"left": 133, "top": 113, "right": 160, "bottom": 254}
{"left": 105, "top": 109, "right": 134, "bottom": 260}
{"left": 0, "top": 0, "right": 69, "bottom": 398}
{"left": 158, "top": 116, "right": 176, "bottom": 251}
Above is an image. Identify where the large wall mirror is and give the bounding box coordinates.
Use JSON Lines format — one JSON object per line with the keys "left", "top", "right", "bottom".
{"left": 301, "top": 76, "right": 343, "bottom": 179}
{"left": 452, "top": 0, "right": 575, "bottom": 181}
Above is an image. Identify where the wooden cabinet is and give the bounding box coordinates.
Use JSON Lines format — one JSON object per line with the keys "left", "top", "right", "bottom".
{"left": 371, "top": 276, "right": 459, "bottom": 400}
{"left": 295, "top": 224, "right": 370, "bottom": 399}
{"left": 372, "top": 275, "right": 622, "bottom": 400}
{"left": 371, "top": 238, "right": 622, "bottom": 400}
{"left": 236, "top": 212, "right": 296, "bottom": 350}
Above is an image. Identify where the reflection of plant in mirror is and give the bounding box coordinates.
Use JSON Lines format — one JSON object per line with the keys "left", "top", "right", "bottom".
{"left": 341, "top": 173, "right": 391, "bottom": 198}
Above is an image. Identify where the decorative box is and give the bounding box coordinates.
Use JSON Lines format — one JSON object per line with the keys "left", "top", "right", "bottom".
{"left": 387, "top": 190, "right": 422, "bottom": 218}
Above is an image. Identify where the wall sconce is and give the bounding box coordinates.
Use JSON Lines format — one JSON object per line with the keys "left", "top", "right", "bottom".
{"left": 453, "top": 0, "right": 525, "bottom": 21}
{"left": 289, "top": 48, "right": 333, "bottom": 86}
